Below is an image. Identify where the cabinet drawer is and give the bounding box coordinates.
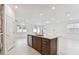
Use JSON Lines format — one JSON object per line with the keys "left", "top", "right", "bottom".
{"left": 42, "top": 44, "right": 47, "bottom": 47}
{"left": 42, "top": 40, "right": 47, "bottom": 43}
{"left": 42, "top": 49, "right": 47, "bottom": 52}
{"left": 42, "top": 45, "right": 49, "bottom": 50}
{"left": 42, "top": 49, "right": 50, "bottom": 55}
{"left": 42, "top": 39, "right": 49, "bottom": 42}
{"left": 42, "top": 39, "right": 50, "bottom": 44}
{"left": 42, "top": 43, "right": 48, "bottom": 49}
{"left": 42, "top": 47, "right": 47, "bottom": 51}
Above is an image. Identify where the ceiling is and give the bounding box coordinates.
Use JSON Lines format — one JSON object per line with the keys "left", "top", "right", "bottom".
{"left": 8, "top": 4, "right": 79, "bottom": 25}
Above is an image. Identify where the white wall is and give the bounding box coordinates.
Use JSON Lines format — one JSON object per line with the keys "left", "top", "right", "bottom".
{"left": 59, "top": 21, "right": 79, "bottom": 55}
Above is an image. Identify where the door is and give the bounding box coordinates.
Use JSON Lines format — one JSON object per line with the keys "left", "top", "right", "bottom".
{"left": 35, "top": 37, "right": 41, "bottom": 53}
{"left": 32, "top": 36, "right": 37, "bottom": 49}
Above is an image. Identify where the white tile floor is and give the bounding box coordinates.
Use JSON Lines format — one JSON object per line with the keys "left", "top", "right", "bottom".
{"left": 8, "top": 39, "right": 41, "bottom": 55}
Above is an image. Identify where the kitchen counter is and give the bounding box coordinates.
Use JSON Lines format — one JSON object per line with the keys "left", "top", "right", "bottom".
{"left": 28, "top": 34, "right": 58, "bottom": 39}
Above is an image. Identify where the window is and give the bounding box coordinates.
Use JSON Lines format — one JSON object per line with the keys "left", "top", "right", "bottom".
{"left": 33, "top": 25, "right": 44, "bottom": 35}
{"left": 17, "top": 24, "right": 27, "bottom": 33}
{"left": 67, "top": 23, "right": 79, "bottom": 33}
{"left": 17, "top": 25, "right": 22, "bottom": 32}
{"left": 22, "top": 27, "right": 27, "bottom": 32}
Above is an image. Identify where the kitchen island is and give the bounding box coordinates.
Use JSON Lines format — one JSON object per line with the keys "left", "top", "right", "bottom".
{"left": 27, "top": 34, "right": 58, "bottom": 55}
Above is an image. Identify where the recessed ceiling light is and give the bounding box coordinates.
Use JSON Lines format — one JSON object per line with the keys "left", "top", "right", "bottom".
{"left": 69, "top": 18, "right": 73, "bottom": 20}
{"left": 45, "top": 21, "right": 50, "bottom": 24}
{"left": 67, "top": 13, "right": 71, "bottom": 17}
{"left": 51, "top": 6, "right": 56, "bottom": 10}
{"left": 66, "top": 12, "right": 71, "bottom": 17}
{"left": 15, "top": 6, "right": 18, "bottom": 8}
{"left": 40, "top": 13, "right": 44, "bottom": 16}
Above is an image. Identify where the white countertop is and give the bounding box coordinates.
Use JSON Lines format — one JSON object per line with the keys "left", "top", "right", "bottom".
{"left": 43, "top": 36, "right": 58, "bottom": 39}
{"left": 28, "top": 34, "right": 58, "bottom": 39}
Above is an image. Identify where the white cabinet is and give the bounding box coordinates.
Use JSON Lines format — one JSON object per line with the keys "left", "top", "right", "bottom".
{"left": 4, "top": 5, "right": 15, "bottom": 54}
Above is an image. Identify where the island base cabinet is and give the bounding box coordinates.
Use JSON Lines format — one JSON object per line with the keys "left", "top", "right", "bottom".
{"left": 27, "top": 35, "right": 57, "bottom": 55}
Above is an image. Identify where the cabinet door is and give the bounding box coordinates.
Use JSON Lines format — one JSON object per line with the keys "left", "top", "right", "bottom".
{"left": 6, "top": 15, "right": 15, "bottom": 52}
{"left": 32, "top": 36, "right": 41, "bottom": 53}
{"left": 50, "top": 39, "right": 57, "bottom": 55}
{"left": 32, "top": 36, "right": 37, "bottom": 49}
{"left": 36, "top": 37, "right": 41, "bottom": 53}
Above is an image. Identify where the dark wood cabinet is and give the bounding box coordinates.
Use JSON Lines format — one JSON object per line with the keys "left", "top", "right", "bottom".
{"left": 41, "top": 38, "right": 50, "bottom": 55}
{"left": 32, "top": 36, "right": 42, "bottom": 53}
{"left": 27, "top": 35, "right": 57, "bottom": 55}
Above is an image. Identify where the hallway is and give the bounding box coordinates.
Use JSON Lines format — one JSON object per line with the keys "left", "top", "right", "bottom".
{"left": 8, "top": 39, "right": 41, "bottom": 55}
